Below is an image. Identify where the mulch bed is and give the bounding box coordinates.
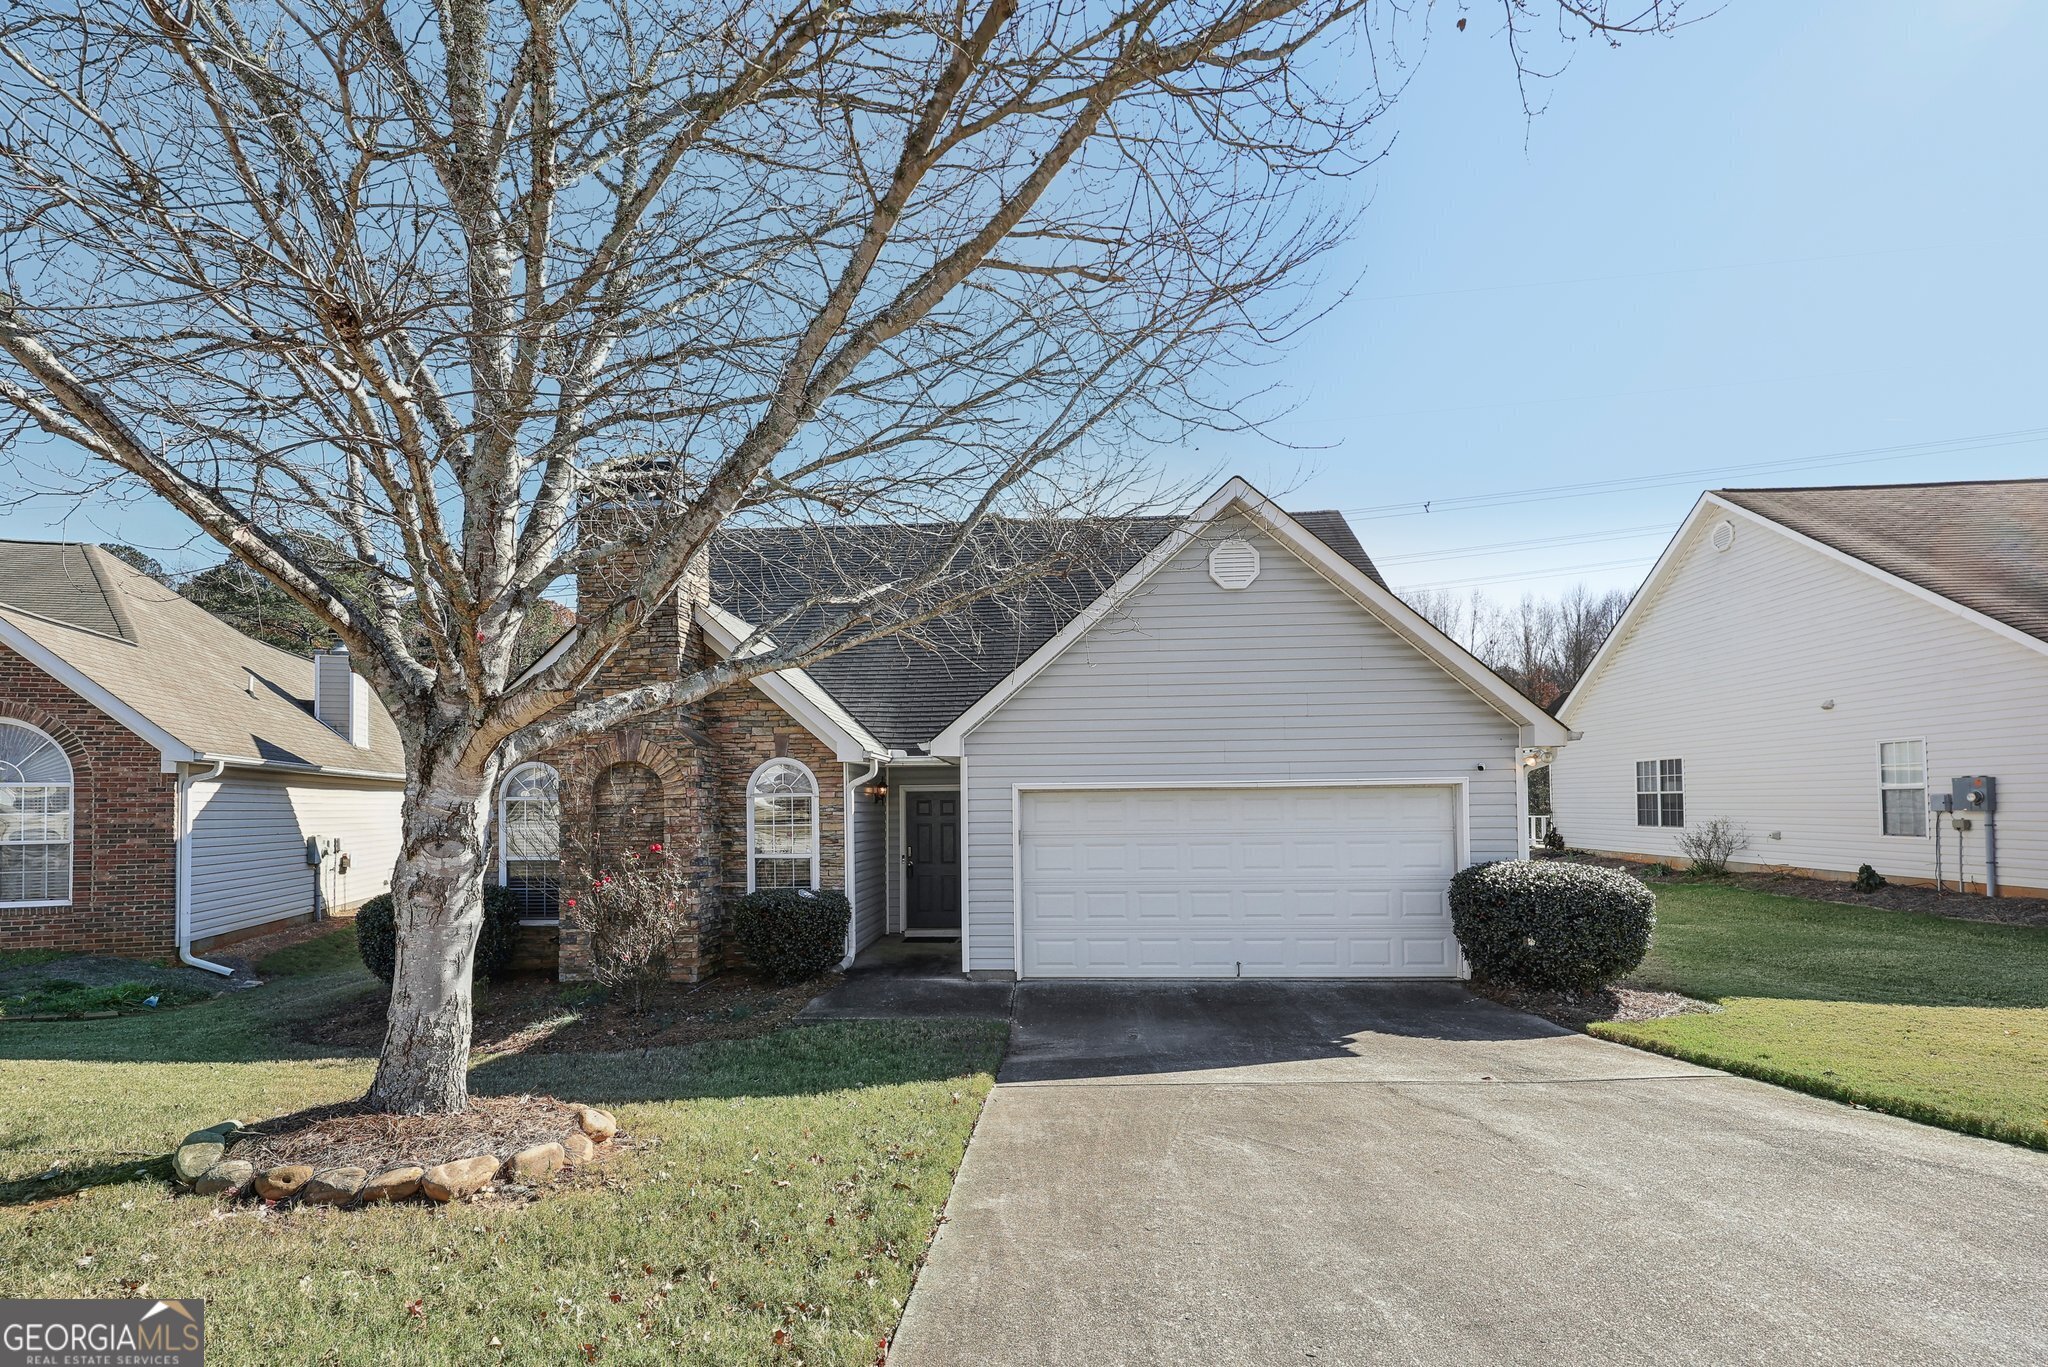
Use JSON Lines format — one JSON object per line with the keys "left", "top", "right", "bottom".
{"left": 300, "top": 969, "right": 833, "bottom": 1056}
{"left": 1554, "top": 853, "right": 2048, "bottom": 929}
{"left": 229, "top": 1095, "right": 582, "bottom": 1172}
{"left": 1471, "top": 979, "right": 1717, "bottom": 1030}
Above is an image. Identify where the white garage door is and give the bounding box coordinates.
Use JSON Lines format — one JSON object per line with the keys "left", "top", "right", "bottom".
{"left": 1019, "top": 785, "right": 1462, "bottom": 979}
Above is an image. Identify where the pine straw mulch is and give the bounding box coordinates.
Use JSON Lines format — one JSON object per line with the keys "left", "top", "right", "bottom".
{"left": 1471, "top": 979, "right": 1718, "bottom": 1030}
{"left": 1551, "top": 853, "right": 2048, "bottom": 929}
{"left": 228, "top": 1094, "right": 583, "bottom": 1173}
{"left": 298, "top": 969, "right": 834, "bottom": 1057}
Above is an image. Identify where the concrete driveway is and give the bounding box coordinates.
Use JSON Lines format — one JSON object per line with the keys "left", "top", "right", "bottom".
{"left": 890, "top": 981, "right": 2048, "bottom": 1366}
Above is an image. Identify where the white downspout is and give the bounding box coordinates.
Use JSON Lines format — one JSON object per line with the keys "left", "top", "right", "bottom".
{"left": 176, "top": 759, "right": 235, "bottom": 976}
{"left": 842, "top": 755, "right": 883, "bottom": 969}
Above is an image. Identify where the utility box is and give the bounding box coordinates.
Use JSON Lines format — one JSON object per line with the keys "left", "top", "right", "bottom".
{"left": 1930, "top": 790, "right": 1955, "bottom": 815}
{"left": 1951, "top": 776, "right": 1997, "bottom": 814}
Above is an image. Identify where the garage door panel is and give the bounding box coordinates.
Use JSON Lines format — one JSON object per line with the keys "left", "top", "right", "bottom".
{"left": 1019, "top": 785, "right": 1460, "bottom": 979}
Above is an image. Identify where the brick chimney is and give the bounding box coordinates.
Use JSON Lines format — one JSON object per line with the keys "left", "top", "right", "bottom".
{"left": 575, "top": 466, "right": 712, "bottom": 688}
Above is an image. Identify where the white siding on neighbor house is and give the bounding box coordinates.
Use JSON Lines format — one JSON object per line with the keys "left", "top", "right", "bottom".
{"left": 1552, "top": 507, "right": 2048, "bottom": 892}
{"left": 847, "top": 765, "right": 887, "bottom": 952}
{"left": 187, "top": 770, "right": 404, "bottom": 941}
{"left": 960, "top": 515, "right": 1523, "bottom": 974}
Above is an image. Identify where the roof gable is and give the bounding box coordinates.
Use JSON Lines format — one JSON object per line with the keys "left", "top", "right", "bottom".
{"left": 707, "top": 502, "right": 1389, "bottom": 750}
{"left": 1561, "top": 480, "right": 2048, "bottom": 724}
{"left": 928, "top": 478, "right": 1570, "bottom": 755}
{"left": 0, "top": 544, "right": 405, "bottom": 776}
{"left": 1713, "top": 479, "right": 2048, "bottom": 646}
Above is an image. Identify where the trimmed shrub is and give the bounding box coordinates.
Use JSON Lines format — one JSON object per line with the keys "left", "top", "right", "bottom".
{"left": 1854, "top": 863, "right": 1888, "bottom": 893}
{"left": 355, "top": 885, "right": 524, "bottom": 985}
{"left": 1449, "top": 859, "right": 1656, "bottom": 992}
{"left": 731, "top": 887, "right": 851, "bottom": 985}
{"left": 1542, "top": 823, "right": 1566, "bottom": 853}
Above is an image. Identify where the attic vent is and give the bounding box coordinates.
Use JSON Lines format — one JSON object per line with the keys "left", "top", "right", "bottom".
{"left": 1207, "top": 538, "right": 1261, "bottom": 589}
{"left": 313, "top": 647, "right": 371, "bottom": 748}
{"left": 1710, "top": 520, "right": 1736, "bottom": 553}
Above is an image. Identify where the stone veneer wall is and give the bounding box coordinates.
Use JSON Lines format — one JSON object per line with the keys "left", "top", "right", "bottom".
{"left": 0, "top": 642, "right": 178, "bottom": 958}
{"left": 550, "top": 501, "right": 845, "bottom": 982}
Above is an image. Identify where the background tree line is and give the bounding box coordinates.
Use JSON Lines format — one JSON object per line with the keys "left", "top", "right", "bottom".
{"left": 103, "top": 541, "right": 570, "bottom": 673}
{"left": 1403, "top": 582, "right": 1631, "bottom": 713}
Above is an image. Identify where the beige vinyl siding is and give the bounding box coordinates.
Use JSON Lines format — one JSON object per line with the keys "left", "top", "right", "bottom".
{"left": 848, "top": 765, "right": 887, "bottom": 951}
{"left": 1553, "top": 508, "right": 2048, "bottom": 891}
{"left": 959, "top": 515, "right": 1522, "bottom": 973}
{"left": 188, "top": 770, "right": 403, "bottom": 940}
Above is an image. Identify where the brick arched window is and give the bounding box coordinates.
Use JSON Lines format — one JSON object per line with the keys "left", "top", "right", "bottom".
{"left": 747, "top": 758, "right": 817, "bottom": 892}
{"left": 0, "top": 718, "right": 73, "bottom": 908}
{"left": 592, "top": 762, "right": 664, "bottom": 870}
{"left": 498, "top": 762, "right": 560, "bottom": 920}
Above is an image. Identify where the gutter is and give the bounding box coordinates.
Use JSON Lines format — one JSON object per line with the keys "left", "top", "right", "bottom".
{"left": 841, "top": 754, "right": 885, "bottom": 969}
{"left": 175, "top": 759, "right": 236, "bottom": 976}
{"left": 192, "top": 752, "right": 406, "bottom": 784}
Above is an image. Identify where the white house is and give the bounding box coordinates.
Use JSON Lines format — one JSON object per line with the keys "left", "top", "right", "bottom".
{"left": 1550, "top": 478, "right": 2047, "bottom": 898}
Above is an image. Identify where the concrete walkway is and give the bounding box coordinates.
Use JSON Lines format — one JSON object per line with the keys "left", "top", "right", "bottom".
{"left": 797, "top": 937, "right": 1011, "bottom": 1021}
{"left": 891, "top": 981, "right": 2048, "bottom": 1366}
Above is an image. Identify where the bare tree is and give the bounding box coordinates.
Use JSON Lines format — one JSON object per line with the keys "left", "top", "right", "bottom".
{"left": 1401, "top": 580, "right": 1631, "bottom": 708}
{"left": 0, "top": 0, "right": 1681, "bottom": 1113}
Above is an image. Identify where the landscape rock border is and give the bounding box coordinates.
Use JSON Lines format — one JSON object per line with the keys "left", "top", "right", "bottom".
{"left": 172, "top": 1103, "right": 619, "bottom": 1208}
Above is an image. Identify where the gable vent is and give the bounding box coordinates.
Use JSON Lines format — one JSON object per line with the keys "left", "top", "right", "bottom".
{"left": 1710, "top": 519, "right": 1736, "bottom": 553}
{"left": 313, "top": 647, "right": 371, "bottom": 748}
{"left": 1207, "top": 538, "right": 1261, "bottom": 589}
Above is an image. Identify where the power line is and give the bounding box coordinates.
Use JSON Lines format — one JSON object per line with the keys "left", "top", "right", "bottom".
{"left": 1396, "top": 555, "right": 1661, "bottom": 594}
{"left": 1358, "top": 234, "right": 2048, "bottom": 304}
{"left": 1375, "top": 522, "right": 1672, "bottom": 565}
{"left": 1343, "top": 426, "right": 2048, "bottom": 521}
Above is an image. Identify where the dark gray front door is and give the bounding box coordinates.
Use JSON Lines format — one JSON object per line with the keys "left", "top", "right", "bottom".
{"left": 906, "top": 791, "right": 961, "bottom": 935}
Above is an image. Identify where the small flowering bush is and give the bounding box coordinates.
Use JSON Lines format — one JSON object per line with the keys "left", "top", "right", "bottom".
{"left": 731, "top": 887, "right": 851, "bottom": 984}
{"left": 574, "top": 842, "right": 696, "bottom": 1012}
{"left": 1448, "top": 859, "right": 1656, "bottom": 992}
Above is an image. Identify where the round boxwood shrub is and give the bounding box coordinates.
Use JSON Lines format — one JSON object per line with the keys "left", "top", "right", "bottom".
{"left": 731, "top": 887, "right": 851, "bottom": 984}
{"left": 355, "top": 885, "right": 524, "bottom": 984}
{"left": 1448, "top": 859, "right": 1655, "bottom": 992}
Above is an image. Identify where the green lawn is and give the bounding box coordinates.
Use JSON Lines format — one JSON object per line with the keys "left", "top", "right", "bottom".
{"left": 1593, "top": 881, "right": 2048, "bottom": 1149}
{"left": 0, "top": 934, "right": 1004, "bottom": 1364}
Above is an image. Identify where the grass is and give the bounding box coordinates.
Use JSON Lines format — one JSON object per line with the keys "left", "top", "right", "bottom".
{"left": 1592, "top": 881, "right": 2048, "bottom": 1149}
{"left": 0, "top": 930, "right": 1006, "bottom": 1364}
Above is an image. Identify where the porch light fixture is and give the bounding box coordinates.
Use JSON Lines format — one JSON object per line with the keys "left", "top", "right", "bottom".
{"left": 862, "top": 781, "right": 889, "bottom": 803}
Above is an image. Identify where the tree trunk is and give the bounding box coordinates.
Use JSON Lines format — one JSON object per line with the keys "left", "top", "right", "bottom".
{"left": 366, "top": 748, "right": 495, "bottom": 1115}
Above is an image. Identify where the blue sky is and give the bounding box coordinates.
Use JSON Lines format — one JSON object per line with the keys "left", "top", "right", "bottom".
{"left": 1182, "top": 0, "right": 2048, "bottom": 600}
{"left": 4, "top": 0, "right": 2043, "bottom": 602}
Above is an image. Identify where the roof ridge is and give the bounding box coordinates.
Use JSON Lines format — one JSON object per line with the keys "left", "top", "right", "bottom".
{"left": 1717, "top": 476, "right": 2048, "bottom": 495}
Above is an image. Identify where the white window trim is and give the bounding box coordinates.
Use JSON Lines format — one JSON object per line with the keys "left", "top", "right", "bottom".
{"left": 1634, "top": 757, "right": 1684, "bottom": 829}
{"left": 0, "top": 717, "right": 75, "bottom": 909}
{"left": 497, "top": 761, "right": 563, "bottom": 921}
{"left": 746, "top": 757, "right": 820, "bottom": 893}
{"left": 1876, "top": 738, "right": 1931, "bottom": 840}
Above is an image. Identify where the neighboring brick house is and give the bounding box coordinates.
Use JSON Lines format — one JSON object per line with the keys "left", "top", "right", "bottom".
{"left": 0, "top": 542, "right": 405, "bottom": 969}
{"left": 510, "top": 477, "right": 1570, "bottom": 983}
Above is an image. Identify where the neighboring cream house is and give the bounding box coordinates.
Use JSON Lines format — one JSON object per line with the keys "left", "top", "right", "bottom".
{"left": 0, "top": 542, "right": 404, "bottom": 970}
{"left": 1550, "top": 479, "right": 2047, "bottom": 897}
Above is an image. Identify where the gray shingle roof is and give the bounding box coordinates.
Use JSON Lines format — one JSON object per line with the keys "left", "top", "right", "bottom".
{"left": 1715, "top": 479, "right": 2048, "bottom": 646}
{"left": 0, "top": 541, "right": 134, "bottom": 640}
{"left": 709, "top": 510, "right": 1383, "bottom": 750}
{"left": 0, "top": 541, "right": 406, "bottom": 775}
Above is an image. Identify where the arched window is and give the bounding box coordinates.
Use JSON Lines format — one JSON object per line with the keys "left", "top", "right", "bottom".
{"left": 747, "top": 759, "right": 817, "bottom": 891}
{"left": 0, "top": 720, "right": 73, "bottom": 908}
{"left": 498, "top": 762, "right": 561, "bottom": 920}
